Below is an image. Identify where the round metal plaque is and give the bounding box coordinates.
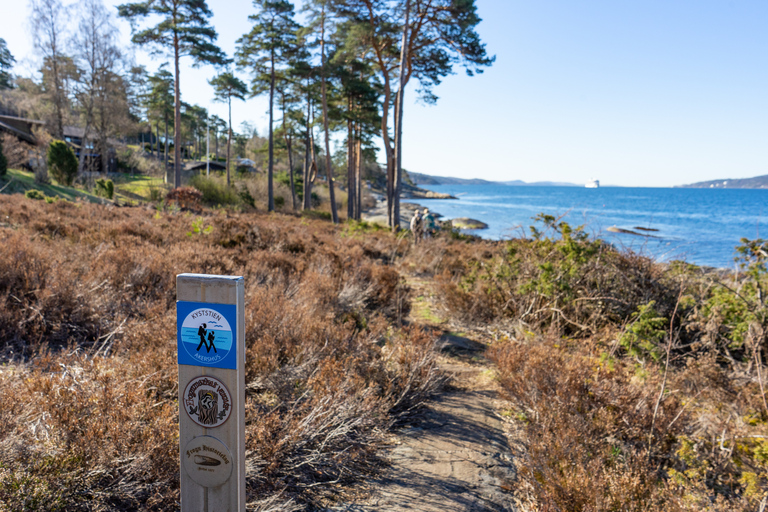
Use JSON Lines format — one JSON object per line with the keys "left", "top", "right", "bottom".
{"left": 183, "top": 435, "right": 234, "bottom": 488}
{"left": 183, "top": 375, "right": 232, "bottom": 428}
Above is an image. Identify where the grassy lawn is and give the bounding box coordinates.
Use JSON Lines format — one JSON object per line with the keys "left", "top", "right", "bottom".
{"left": 1, "top": 168, "right": 101, "bottom": 202}
{"left": 0, "top": 169, "right": 168, "bottom": 204}
{"left": 111, "top": 173, "right": 168, "bottom": 201}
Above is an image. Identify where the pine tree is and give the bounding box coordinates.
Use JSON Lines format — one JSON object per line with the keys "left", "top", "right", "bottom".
{"left": 0, "top": 38, "right": 16, "bottom": 90}
{"left": 336, "top": 0, "right": 494, "bottom": 229}
{"left": 209, "top": 72, "right": 248, "bottom": 187}
{"left": 118, "top": 0, "right": 227, "bottom": 188}
{"left": 236, "top": 0, "right": 300, "bottom": 213}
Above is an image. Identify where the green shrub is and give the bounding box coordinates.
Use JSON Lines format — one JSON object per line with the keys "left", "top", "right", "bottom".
{"left": 275, "top": 195, "right": 285, "bottom": 208}
{"left": 238, "top": 185, "right": 255, "bottom": 208}
{"left": 25, "top": 189, "right": 46, "bottom": 200}
{"left": 302, "top": 210, "right": 331, "bottom": 220}
{"left": 618, "top": 301, "right": 667, "bottom": 361}
{"left": 190, "top": 174, "right": 240, "bottom": 206}
{"left": 47, "top": 140, "right": 78, "bottom": 186}
{"left": 95, "top": 178, "right": 114, "bottom": 199}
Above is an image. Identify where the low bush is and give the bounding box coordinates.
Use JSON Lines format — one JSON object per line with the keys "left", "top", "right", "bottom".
{"left": 24, "top": 189, "right": 45, "bottom": 200}
{"left": 94, "top": 178, "right": 114, "bottom": 199}
{"left": 404, "top": 212, "right": 768, "bottom": 510}
{"left": 165, "top": 186, "right": 203, "bottom": 210}
{"left": 190, "top": 174, "right": 240, "bottom": 206}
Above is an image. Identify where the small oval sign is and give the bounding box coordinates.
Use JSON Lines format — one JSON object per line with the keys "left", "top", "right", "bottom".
{"left": 183, "top": 435, "right": 233, "bottom": 488}
{"left": 183, "top": 375, "right": 232, "bottom": 429}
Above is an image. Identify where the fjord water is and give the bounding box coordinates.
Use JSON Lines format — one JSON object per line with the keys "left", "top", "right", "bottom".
{"left": 423, "top": 185, "right": 768, "bottom": 268}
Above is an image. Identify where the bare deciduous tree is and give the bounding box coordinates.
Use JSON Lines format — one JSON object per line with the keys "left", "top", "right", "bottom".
{"left": 70, "top": 0, "right": 121, "bottom": 175}
{"left": 30, "top": 0, "right": 69, "bottom": 139}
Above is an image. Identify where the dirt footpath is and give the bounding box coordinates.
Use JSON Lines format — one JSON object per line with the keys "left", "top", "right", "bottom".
{"left": 332, "top": 334, "right": 517, "bottom": 512}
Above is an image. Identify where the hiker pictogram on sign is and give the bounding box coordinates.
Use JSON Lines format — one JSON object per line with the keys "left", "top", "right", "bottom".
{"left": 177, "top": 301, "right": 237, "bottom": 369}
{"left": 196, "top": 323, "right": 218, "bottom": 353}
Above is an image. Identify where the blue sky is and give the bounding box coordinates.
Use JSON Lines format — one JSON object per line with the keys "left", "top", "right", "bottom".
{"left": 5, "top": 0, "right": 767, "bottom": 187}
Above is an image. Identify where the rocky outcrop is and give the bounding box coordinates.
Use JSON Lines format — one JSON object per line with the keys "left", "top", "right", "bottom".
{"left": 451, "top": 218, "right": 489, "bottom": 230}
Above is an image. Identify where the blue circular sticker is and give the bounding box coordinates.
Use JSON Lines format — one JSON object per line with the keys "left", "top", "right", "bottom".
{"left": 179, "top": 307, "right": 234, "bottom": 367}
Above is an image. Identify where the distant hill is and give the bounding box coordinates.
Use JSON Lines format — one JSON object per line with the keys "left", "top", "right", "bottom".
{"left": 679, "top": 175, "right": 768, "bottom": 189}
{"left": 405, "top": 171, "right": 577, "bottom": 187}
{"left": 405, "top": 171, "right": 492, "bottom": 185}
{"left": 499, "top": 179, "right": 579, "bottom": 187}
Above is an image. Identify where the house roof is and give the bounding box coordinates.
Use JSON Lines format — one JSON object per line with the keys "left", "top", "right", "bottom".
{"left": 63, "top": 126, "right": 86, "bottom": 138}
{"left": 0, "top": 118, "right": 36, "bottom": 144}
{"left": 184, "top": 161, "right": 227, "bottom": 172}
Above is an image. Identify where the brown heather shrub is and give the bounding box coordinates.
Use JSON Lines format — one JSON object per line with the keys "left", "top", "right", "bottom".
{"left": 491, "top": 335, "right": 765, "bottom": 510}
{"left": 165, "top": 186, "right": 203, "bottom": 210}
{"left": 405, "top": 219, "right": 768, "bottom": 510}
{"left": 0, "top": 193, "right": 437, "bottom": 510}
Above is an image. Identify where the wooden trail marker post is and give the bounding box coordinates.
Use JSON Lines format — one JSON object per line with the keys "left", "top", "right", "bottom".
{"left": 177, "top": 274, "right": 246, "bottom": 511}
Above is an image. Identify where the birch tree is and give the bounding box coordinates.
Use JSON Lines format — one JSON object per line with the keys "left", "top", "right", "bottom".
{"left": 71, "top": 0, "right": 121, "bottom": 174}
{"left": 30, "top": 0, "right": 69, "bottom": 138}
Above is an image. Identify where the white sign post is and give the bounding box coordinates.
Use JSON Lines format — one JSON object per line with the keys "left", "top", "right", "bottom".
{"left": 177, "top": 273, "right": 245, "bottom": 511}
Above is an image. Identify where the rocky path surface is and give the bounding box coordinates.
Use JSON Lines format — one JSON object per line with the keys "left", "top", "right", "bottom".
{"left": 331, "top": 281, "right": 518, "bottom": 511}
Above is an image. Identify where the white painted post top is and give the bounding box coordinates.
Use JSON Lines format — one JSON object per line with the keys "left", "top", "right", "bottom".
{"left": 177, "top": 273, "right": 244, "bottom": 282}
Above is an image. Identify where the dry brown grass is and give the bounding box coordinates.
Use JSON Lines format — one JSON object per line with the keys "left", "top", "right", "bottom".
{"left": 0, "top": 194, "right": 439, "bottom": 510}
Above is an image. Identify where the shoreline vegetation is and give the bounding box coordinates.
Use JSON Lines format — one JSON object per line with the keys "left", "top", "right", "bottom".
{"left": 2, "top": 171, "right": 768, "bottom": 510}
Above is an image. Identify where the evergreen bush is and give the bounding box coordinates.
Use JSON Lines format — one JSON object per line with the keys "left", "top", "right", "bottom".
{"left": 47, "top": 140, "right": 77, "bottom": 186}
{"left": 95, "top": 178, "right": 114, "bottom": 199}
{"left": 25, "top": 189, "right": 45, "bottom": 200}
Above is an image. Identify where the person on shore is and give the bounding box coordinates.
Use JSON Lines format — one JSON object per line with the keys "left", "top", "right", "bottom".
{"left": 410, "top": 210, "right": 424, "bottom": 244}
{"left": 423, "top": 209, "right": 435, "bottom": 239}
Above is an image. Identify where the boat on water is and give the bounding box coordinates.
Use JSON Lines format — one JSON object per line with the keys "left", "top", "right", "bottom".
{"left": 585, "top": 179, "right": 600, "bottom": 188}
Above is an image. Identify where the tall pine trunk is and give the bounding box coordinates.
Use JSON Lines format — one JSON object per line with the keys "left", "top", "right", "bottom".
{"left": 319, "top": 6, "right": 338, "bottom": 223}
{"left": 282, "top": 94, "right": 296, "bottom": 210}
{"left": 356, "top": 136, "right": 362, "bottom": 220}
{"left": 173, "top": 33, "right": 182, "bottom": 188}
{"left": 303, "top": 91, "right": 312, "bottom": 211}
{"left": 226, "top": 96, "right": 232, "bottom": 186}
{"left": 268, "top": 50, "right": 275, "bottom": 211}
{"left": 393, "top": 0, "right": 411, "bottom": 231}
{"left": 347, "top": 112, "right": 354, "bottom": 220}
{"left": 164, "top": 111, "right": 168, "bottom": 175}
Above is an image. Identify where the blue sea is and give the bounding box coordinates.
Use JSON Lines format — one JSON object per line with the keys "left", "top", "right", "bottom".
{"left": 419, "top": 185, "right": 768, "bottom": 269}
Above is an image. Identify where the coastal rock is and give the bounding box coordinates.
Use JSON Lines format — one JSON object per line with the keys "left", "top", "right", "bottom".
{"left": 407, "top": 190, "right": 457, "bottom": 199}
{"left": 607, "top": 226, "right": 660, "bottom": 238}
{"left": 451, "top": 218, "right": 489, "bottom": 230}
